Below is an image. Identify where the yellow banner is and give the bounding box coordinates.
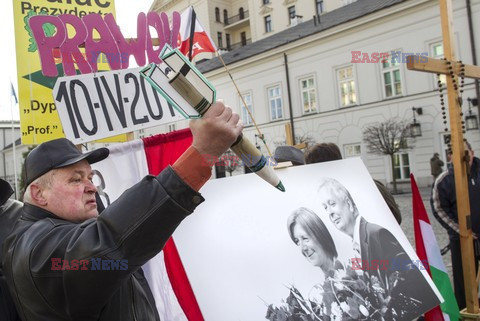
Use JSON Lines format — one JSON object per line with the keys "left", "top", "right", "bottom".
{"left": 12, "top": 0, "right": 123, "bottom": 144}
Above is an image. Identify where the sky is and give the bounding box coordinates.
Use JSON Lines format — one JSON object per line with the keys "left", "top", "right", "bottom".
{"left": 0, "top": 0, "right": 155, "bottom": 121}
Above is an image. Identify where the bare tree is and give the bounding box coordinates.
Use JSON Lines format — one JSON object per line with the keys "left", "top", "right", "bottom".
{"left": 272, "top": 134, "right": 315, "bottom": 150}
{"left": 362, "top": 119, "right": 414, "bottom": 193}
{"left": 295, "top": 133, "right": 316, "bottom": 148}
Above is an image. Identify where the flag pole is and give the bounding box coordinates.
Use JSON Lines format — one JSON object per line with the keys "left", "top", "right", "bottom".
{"left": 214, "top": 52, "right": 273, "bottom": 158}
{"left": 10, "top": 81, "right": 18, "bottom": 199}
{"left": 185, "top": 6, "right": 273, "bottom": 157}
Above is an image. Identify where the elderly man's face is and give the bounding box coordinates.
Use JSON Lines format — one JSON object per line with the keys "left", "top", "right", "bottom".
{"left": 318, "top": 189, "right": 355, "bottom": 234}
{"left": 41, "top": 160, "right": 98, "bottom": 222}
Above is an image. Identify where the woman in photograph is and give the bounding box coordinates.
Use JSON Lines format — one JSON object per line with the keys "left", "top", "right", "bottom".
{"left": 287, "top": 207, "right": 341, "bottom": 277}
{"left": 267, "top": 207, "right": 373, "bottom": 321}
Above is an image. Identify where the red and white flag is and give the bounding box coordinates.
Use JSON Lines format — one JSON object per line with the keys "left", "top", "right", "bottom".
{"left": 92, "top": 129, "right": 204, "bottom": 321}
{"left": 179, "top": 6, "right": 217, "bottom": 61}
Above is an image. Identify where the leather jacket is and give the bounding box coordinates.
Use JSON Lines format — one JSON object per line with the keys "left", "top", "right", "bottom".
{"left": 0, "top": 180, "right": 22, "bottom": 321}
{"left": 3, "top": 167, "right": 204, "bottom": 321}
{"left": 431, "top": 156, "right": 480, "bottom": 240}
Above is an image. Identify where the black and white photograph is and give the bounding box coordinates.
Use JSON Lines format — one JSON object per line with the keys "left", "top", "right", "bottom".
{"left": 173, "top": 158, "right": 442, "bottom": 321}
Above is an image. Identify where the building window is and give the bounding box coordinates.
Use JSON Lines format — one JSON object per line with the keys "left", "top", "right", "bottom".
{"left": 239, "top": 7, "right": 245, "bottom": 20}
{"left": 337, "top": 65, "right": 357, "bottom": 107}
{"left": 268, "top": 85, "right": 283, "bottom": 121}
{"left": 241, "top": 32, "right": 247, "bottom": 46}
{"left": 240, "top": 93, "right": 253, "bottom": 125}
{"left": 431, "top": 42, "right": 446, "bottom": 85}
{"left": 315, "top": 0, "right": 324, "bottom": 14}
{"left": 344, "top": 144, "right": 361, "bottom": 158}
{"left": 288, "top": 6, "right": 296, "bottom": 19}
{"left": 381, "top": 54, "right": 402, "bottom": 98}
{"left": 223, "top": 9, "right": 228, "bottom": 24}
{"left": 217, "top": 32, "right": 223, "bottom": 48}
{"left": 226, "top": 33, "right": 231, "bottom": 50}
{"left": 215, "top": 7, "right": 220, "bottom": 22}
{"left": 393, "top": 152, "right": 410, "bottom": 180}
{"left": 263, "top": 0, "right": 270, "bottom": 4}
{"left": 264, "top": 15, "right": 272, "bottom": 33}
{"left": 300, "top": 77, "right": 317, "bottom": 114}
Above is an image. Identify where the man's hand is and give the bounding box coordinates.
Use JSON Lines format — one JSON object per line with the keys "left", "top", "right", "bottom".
{"left": 190, "top": 101, "right": 243, "bottom": 158}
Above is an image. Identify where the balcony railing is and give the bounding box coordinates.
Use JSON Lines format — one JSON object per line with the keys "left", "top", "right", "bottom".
{"left": 224, "top": 10, "right": 249, "bottom": 26}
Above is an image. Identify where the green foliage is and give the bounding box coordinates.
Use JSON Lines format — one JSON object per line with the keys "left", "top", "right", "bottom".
{"left": 24, "top": 10, "right": 56, "bottom": 53}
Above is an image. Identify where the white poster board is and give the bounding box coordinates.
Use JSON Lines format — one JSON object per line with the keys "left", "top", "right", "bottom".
{"left": 173, "top": 158, "right": 442, "bottom": 321}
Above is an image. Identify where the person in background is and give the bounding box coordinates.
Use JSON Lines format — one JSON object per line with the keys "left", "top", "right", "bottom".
{"left": 0, "top": 179, "right": 22, "bottom": 321}
{"left": 3, "top": 101, "right": 242, "bottom": 321}
{"left": 431, "top": 140, "right": 480, "bottom": 310}
{"left": 274, "top": 145, "right": 305, "bottom": 166}
{"left": 305, "top": 142, "right": 342, "bottom": 164}
{"left": 304, "top": 143, "right": 402, "bottom": 224}
{"left": 430, "top": 152, "right": 445, "bottom": 183}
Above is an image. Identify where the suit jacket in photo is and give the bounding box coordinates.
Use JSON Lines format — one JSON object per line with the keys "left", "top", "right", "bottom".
{"left": 358, "top": 217, "right": 440, "bottom": 320}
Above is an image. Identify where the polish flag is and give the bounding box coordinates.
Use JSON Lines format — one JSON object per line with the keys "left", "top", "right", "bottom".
{"left": 179, "top": 6, "right": 217, "bottom": 61}
{"left": 92, "top": 129, "right": 204, "bottom": 321}
{"left": 411, "top": 173, "right": 460, "bottom": 321}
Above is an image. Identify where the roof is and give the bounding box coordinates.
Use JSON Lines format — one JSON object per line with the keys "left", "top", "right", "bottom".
{"left": 197, "top": 0, "right": 405, "bottom": 73}
{"left": 3, "top": 138, "right": 22, "bottom": 150}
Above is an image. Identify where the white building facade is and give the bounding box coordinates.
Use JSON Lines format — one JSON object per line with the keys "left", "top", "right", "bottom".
{"left": 0, "top": 121, "right": 26, "bottom": 197}
{"left": 148, "top": 0, "right": 479, "bottom": 190}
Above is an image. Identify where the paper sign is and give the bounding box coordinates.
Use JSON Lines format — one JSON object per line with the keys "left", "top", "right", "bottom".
{"left": 140, "top": 45, "right": 215, "bottom": 119}
{"left": 12, "top": 0, "right": 116, "bottom": 144}
{"left": 53, "top": 67, "right": 183, "bottom": 144}
{"left": 173, "top": 158, "right": 443, "bottom": 321}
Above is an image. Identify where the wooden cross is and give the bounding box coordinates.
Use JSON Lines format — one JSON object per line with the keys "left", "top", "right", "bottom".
{"left": 407, "top": 0, "right": 480, "bottom": 318}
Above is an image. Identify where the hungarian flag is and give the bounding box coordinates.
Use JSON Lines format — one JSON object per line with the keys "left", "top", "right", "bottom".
{"left": 91, "top": 129, "right": 204, "bottom": 321}
{"left": 179, "top": 6, "right": 217, "bottom": 61}
{"left": 411, "top": 173, "right": 460, "bottom": 321}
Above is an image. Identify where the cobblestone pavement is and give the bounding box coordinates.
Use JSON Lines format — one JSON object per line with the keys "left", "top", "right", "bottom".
{"left": 393, "top": 186, "right": 453, "bottom": 281}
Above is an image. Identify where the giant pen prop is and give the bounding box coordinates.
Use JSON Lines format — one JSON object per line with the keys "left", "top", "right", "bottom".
{"left": 140, "top": 45, "right": 285, "bottom": 192}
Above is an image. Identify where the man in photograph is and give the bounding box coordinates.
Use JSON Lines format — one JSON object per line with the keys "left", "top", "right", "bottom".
{"left": 317, "top": 177, "right": 439, "bottom": 320}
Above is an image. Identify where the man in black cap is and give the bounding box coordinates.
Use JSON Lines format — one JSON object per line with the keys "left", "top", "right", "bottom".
{"left": 274, "top": 145, "right": 305, "bottom": 166}
{"left": 3, "top": 102, "right": 241, "bottom": 321}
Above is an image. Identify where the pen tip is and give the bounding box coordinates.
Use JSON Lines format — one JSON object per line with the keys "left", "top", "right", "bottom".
{"left": 275, "top": 181, "right": 285, "bottom": 192}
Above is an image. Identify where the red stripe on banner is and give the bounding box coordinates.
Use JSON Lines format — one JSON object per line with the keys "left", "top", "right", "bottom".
{"left": 163, "top": 238, "right": 204, "bottom": 321}
{"left": 143, "top": 128, "right": 193, "bottom": 173}
{"left": 143, "top": 128, "right": 204, "bottom": 321}
{"left": 411, "top": 174, "right": 445, "bottom": 321}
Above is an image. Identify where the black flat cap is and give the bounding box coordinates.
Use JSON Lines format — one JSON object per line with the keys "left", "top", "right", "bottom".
{"left": 24, "top": 138, "right": 109, "bottom": 187}
{"left": 274, "top": 146, "right": 305, "bottom": 166}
